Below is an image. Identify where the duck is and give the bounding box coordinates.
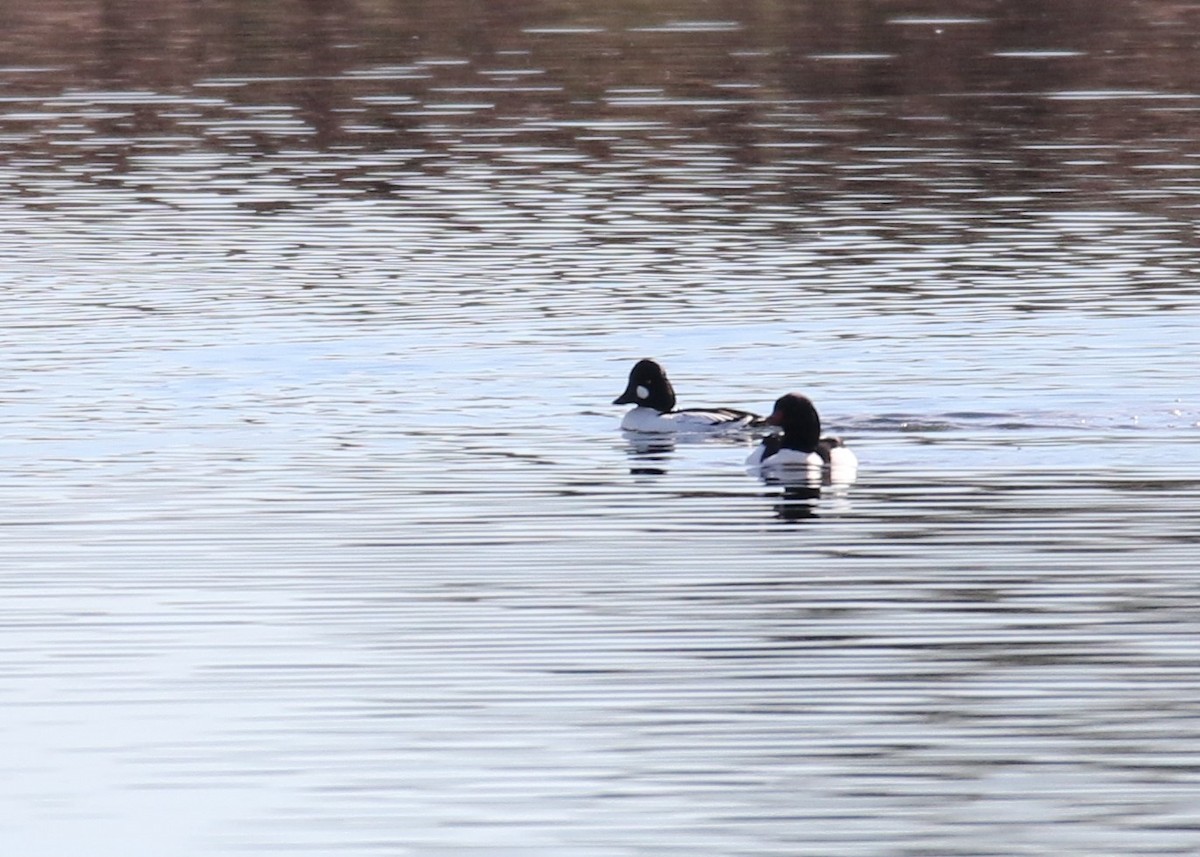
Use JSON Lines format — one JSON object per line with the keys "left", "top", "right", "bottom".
{"left": 613, "top": 358, "right": 762, "bottom": 433}
{"left": 745, "top": 393, "right": 858, "bottom": 474}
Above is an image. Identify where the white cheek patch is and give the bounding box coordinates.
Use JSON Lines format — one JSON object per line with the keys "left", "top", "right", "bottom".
{"left": 636, "top": 385, "right": 649, "bottom": 400}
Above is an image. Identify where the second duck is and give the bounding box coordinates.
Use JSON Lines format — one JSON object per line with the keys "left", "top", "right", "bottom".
{"left": 745, "top": 393, "right": 858, "bottom": 474}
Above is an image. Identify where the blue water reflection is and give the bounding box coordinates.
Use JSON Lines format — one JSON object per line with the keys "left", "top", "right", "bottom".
{"left": 1, "top": 2, "right": 1200, "bottom": 855}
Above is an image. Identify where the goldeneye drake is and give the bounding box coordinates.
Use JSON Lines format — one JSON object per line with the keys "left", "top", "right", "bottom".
{"left": 613, "top": 358, "right": 762, "bottom": 433}
{"left": 746, "top": 393, "right": 858, "bottom": 474}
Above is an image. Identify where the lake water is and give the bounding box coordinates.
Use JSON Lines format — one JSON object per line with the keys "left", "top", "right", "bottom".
{"left": 2, "top": 2, "right": 1200, "bottom": 854}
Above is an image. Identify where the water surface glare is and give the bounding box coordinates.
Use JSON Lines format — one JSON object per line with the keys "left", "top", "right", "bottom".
{"left": 2, "top": 2, "right": 1200, "bottom": 855}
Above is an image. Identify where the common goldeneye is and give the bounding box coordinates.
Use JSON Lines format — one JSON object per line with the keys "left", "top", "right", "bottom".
{"left": 613, "top": 358, "right": 762, "bottom": 433}
{"left": 746, "top": 393, "right": 858, "bottom": 474}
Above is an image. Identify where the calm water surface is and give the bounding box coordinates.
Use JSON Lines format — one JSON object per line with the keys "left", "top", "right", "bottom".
{"left": 2, "top": 2, "right": 1200, "bottom": 854}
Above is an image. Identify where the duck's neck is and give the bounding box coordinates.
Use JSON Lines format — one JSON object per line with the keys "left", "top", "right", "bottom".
{"left": 779, "top": 428, "right": 818, "bottom": 453}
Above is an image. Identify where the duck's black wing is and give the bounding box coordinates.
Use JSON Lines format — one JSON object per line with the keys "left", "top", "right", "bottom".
{"left": 673, "top": 406, "right": 764, "bottom": 428}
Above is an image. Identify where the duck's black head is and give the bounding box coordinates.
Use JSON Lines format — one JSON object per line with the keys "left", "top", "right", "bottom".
{"left": 765, "top": 393, "right": 821, "bottom": 451}
{"left": 613, "top": 358, "right": 677, "bottom": 412}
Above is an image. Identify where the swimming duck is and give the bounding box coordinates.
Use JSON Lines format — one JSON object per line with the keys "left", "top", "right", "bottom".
{"left": 745, "top": 393, "right": 858, "bottom": 473}
{"left": 613, "top": 358, "right": 762, "bottom": 433}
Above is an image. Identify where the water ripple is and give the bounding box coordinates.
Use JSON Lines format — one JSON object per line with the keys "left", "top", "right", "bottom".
{"left": 2, "top": 4, "right": 1200, "bottom": 855}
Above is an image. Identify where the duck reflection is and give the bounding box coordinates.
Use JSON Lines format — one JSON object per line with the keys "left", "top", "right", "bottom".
{"left": 772, "top": 484, "right": 823, "bottom": 521}
{"left": 754, "top": 460, "right": 857, "bottom": 522}
{"left": 622, "top": 433, "right": 676, "bottom": 476}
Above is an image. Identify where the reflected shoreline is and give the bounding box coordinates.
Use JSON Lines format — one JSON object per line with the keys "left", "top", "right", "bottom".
{"left": 1, "top": 0, "right": 1199, "bottom": 228}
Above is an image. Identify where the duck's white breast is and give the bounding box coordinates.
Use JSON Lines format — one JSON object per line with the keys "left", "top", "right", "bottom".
{"left": 620, "top": 407, "right": 676, "bottom": 433}
{"left": 622, "top": 407, "right": 751, "bottom": 433}
{"left": 828, "top": 446, "right": 859, "bottom": 470}
{"left": 762, "top": 448, "right": 824, "bottom": 468}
